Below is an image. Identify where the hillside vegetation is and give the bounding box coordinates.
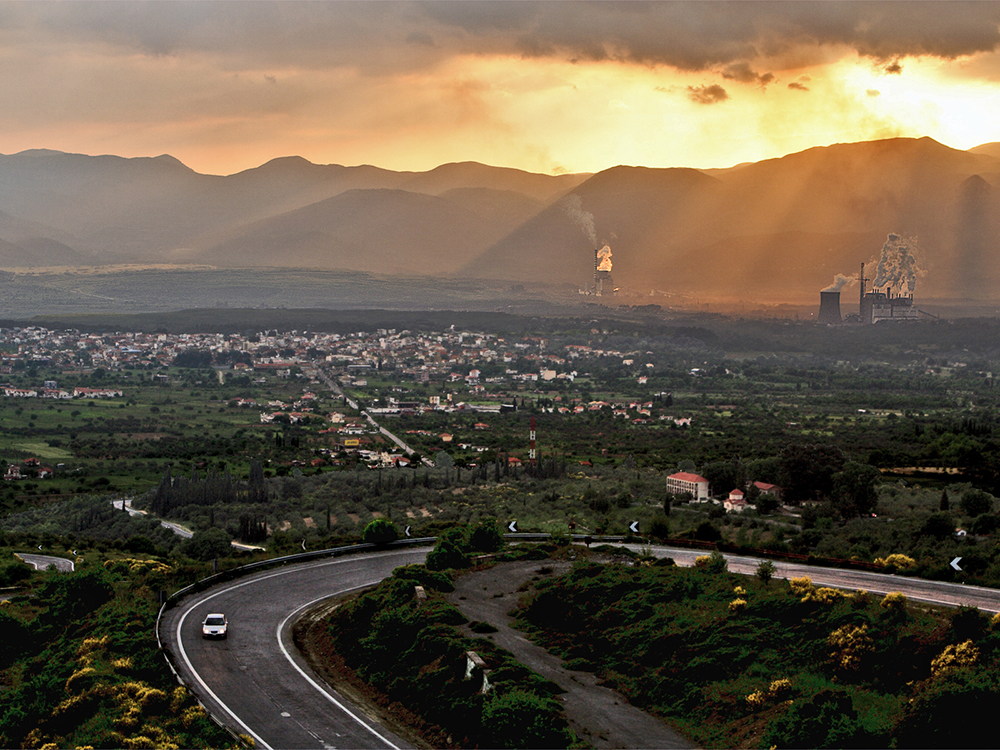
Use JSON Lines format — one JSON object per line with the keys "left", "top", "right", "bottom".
{"left": 0, "top": 543, "right": 233, "bottom": 748}
{"left": 514, "top": 551, "right": 1000, "bottom": 749}
{"left": 322, "top": 544, "right": 579, "bottom": 749}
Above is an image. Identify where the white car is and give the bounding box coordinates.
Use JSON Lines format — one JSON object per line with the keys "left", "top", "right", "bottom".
{"left": 202, "top": 613, "right": 228, "bottom": 639}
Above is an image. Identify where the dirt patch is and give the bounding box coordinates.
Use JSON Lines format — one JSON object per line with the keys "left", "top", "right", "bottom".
{"left": 348, "top": 513, "right": 361, "bottom": 524}
{"left": 295, "top": 557, "right": 696, "bottom": 750}
{"left": 303, "top": 516, "right": 316, "bottom": 528}
{"left": 446, "top": 559, "right": 695, "bottom": 749}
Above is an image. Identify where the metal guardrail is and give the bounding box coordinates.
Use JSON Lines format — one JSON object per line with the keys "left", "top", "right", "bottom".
{"left": 151, "top": 530, "right": 912, "bottom": 748}
{"left": 156, "top": 536, "right": 438, "bottom": 645}
{"left": 154, "top": 536, "right": 438, "bottom": 747}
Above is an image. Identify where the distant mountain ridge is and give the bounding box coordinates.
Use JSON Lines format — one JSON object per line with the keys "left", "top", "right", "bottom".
{"left": 1, "top": 138, "right": 999, "bottom": 304}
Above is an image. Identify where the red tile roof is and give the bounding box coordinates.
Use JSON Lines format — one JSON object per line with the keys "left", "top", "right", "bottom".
{"left": 669, "top": 471, "right": 708, "bottom": 484}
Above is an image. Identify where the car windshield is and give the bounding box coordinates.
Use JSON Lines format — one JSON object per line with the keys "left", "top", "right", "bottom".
{"left": 205, "top": 615, "right": 225, "bottom": 626}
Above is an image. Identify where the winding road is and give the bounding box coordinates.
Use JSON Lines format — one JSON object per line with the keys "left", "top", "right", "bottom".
{"left": 160, "top": 543, "right": 1000, "bottom": 750}
{"left": 160, "top": 547, "right": 428, "bottom": 750}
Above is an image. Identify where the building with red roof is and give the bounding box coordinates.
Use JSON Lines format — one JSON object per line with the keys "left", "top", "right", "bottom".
{"left": 667, "top": 471, "right": 710, "bottom": 501}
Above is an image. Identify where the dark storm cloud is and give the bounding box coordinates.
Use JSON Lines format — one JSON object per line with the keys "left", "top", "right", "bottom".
{"left": 688, "top": 84, "right": 729, "bottom": 104}
{"left": 788, "top": 81, "right": 809, "bottom": 91}
{"left": 6, "top": 1, "right": 1000, "bottom": 73}
{"left": 721, "top": 62, "right": 775, "bottom": 87}
{"left": 883, "top": 60, "right": 904, "bottom": 74}
{"left": 419, "top": 1, "right": 1000, "bottom": 68}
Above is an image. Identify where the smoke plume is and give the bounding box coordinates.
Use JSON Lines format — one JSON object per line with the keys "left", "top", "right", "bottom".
{"left": 822, "top": 273, "right": 856, "bottom": 293}
{"left": 562, "top": 194, "right": 597, "bottom": 246}
{"left": 597, "top": 244, "right": 613, "bottom": 272}
{"left": 871, "top": 233, "right": 924, "bottom": 295}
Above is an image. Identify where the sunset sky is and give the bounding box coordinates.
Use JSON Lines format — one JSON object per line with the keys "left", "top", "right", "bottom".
{"left": 4, "top": 1, "right": 1000, "bottom": 176}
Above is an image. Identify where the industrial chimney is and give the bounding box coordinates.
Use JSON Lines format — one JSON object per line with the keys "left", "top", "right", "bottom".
{"left": 818, "top": 291, "right": 842, "bottom": 324}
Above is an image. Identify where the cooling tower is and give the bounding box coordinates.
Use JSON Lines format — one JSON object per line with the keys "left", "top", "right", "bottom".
{"left": 818, "top": 291, "right": 842, "bottom": 324}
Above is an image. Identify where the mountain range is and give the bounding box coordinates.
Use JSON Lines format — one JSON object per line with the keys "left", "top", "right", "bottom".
{"left": 1, "top": 137, "right": 999, "bottom": 306}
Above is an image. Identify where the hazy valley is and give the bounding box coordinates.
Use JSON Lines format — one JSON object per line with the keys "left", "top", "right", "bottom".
{"left": 2, "top": 137, "right": 1000, "bottom": 318}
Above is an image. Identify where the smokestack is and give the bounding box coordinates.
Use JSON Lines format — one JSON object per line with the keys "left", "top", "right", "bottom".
{"left": 818, "top": 291, "right": 842, "bottom": 324}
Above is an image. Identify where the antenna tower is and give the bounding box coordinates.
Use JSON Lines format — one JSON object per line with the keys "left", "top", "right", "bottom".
{"left": 529, "top": 416, "right": 537, "bottom": 467}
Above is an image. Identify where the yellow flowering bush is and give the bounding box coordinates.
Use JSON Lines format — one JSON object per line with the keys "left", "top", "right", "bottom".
{"left": 745, "top": 690, "right": 767, "bottom": 709}
{"left": 65, "top": 667, "right": 97, "bottom": 694}
{"left": 931, "top": 640, "right": 979, "bottom": 676}
{"left": 827, "top": 623, "right": 872, "bottom": 671}
{"left": 170, "top": 686, "right": 188, "bottom": 714}
{"left": 802, "top": 586, "right": 845, "bottom": 604}
{"left": 733, "top": 586, "right": 747, "bottom": 596}
{"left": 788, "top": 577, "right": 813, "bottom": 596}
{"left": 768, "top": 678, "right": 793, "bottom": 698}
{"left": 728, "top": 598, "right": 748, "bottom": 613}
{"left": 745, "top": 677, "right": 794, "bottom": 710}
{"left": 873, "top": 554, "right": 917, "bottom": 570}
{"left": 180, "top": 705, "right": 208, "bottom": 729}
{"left": 103, "top": 558, "right": 174, "bottom": 575}
{"left": 78, "top": 635, "right": 110, "bottom": 656}
{"left": 880, "top": 592, "right": 908, "bottom": 611}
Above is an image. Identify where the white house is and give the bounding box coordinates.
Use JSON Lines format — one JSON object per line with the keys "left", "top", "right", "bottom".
{"left": 667, "top": 471, "right": 710, "bottom": 501}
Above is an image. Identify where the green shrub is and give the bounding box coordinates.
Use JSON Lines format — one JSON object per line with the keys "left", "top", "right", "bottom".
{"left": 0, "top": 561, "right": 31, "bottom": 587}
{"left": 362, "top": 519, "right": 399, "bottom": 545}
{"left": 426, "top": 539, "right": 470, "bottom": 571}
{"left": 468, "top": 521, "right": 504, "bottom": 553}
{"left": 761, "top": 689, "right": 874, "bottom": 749}
{"left": 391, "top": 564, "right": 454, "bottom": 592}
{"left": 481, "top": 689, "right": 573, "bottom": 749}
{"left": 893, "top": 669, "right": 1000, "bottom": 748}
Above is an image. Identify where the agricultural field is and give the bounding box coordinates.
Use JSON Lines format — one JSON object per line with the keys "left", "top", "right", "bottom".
{"left": 0, "top": 309, "right": 999, "bottom": 748}
{"left": 0, "top": 310, "right": 996, "bottom": 586}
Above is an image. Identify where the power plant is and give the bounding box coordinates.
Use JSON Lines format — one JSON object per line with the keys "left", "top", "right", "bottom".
{"left": 593, "top": 244, "right": 616, "bottom": 296}
{"left": 858, "top": 262, "right": 918, "bottom": 323}
{"left": 817, "top": 291, "right": 843, "bottom": 324}
{"left": 818, "top": 233, "right": 923, "bottom": 324}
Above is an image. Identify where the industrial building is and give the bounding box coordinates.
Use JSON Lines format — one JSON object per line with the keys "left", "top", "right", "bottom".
{"left": 858, "top": 262, "right": 919, "bottom": 323}
{"left": 593, "top": 245, "right": 615, "bottom": 296}
{"left": 818, "top": 261, "right": 920, "bottom": 324}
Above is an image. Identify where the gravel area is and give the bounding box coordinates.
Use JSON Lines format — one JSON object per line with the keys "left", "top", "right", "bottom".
{"left": 447, "top": 559, "right": 697, "bottom": 750}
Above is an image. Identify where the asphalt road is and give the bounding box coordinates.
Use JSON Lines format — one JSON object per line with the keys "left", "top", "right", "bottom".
{"left": 161, "top": 542, "right": 1000, "bottom": 750}
{"left": 160, "top": 546, "right": 428, "bottom": 750}
{"left": 16, "top": 553, "right": 75, "bottom": 572}
{"left": 633, "top": 545, "right": 1000, "bottom": 612}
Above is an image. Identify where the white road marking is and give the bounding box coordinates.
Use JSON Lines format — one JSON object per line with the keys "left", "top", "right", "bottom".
{"left": 174, "top": 552, "right": 421, "bottom": 749}
{"left": 276, "top": 585, "right": 403, "bottom": 750}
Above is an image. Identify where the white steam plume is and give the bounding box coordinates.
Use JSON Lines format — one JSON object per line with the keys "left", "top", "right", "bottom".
{"left": 871, "top": 233, "right": 924, "bottom": 295}
{"left": 822, "top": 273, "right": 856, "bottom": 293}
{"left": 562, "top": 194, "right": 597, "bottom": 246}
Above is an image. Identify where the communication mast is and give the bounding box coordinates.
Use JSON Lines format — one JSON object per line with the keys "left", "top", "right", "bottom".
{"left": 529, "top": 416, "right": 536, "bottom": 467}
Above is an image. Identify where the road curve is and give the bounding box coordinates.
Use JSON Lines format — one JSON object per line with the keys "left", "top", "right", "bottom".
{"left": 160, "top": 547, "right": 428, "bottom": 750}
{"left": 161, "top": 542, "right": 1000, "bottom": 750}
{"left": 16, "top": 553, "right": 75, "bottom": 572}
